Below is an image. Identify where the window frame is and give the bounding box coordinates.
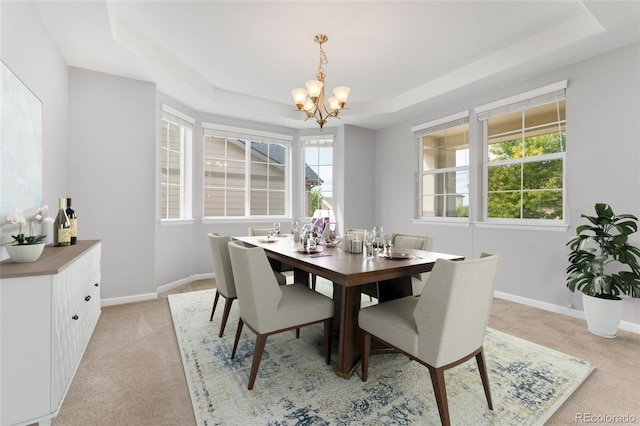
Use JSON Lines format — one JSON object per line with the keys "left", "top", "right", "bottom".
{"left": 412, "top": 111, "right": 471, "bottom": 223}
{"left": 159, "top": 105, "right": 193, "bottom": 222}
{"left": 477, "top": 81, "right": 567, "bottom": 225}
{"left": 201, "top": 123, "right": 292, "bottom": 220}
{"left": 300, "top": 136, "right": 334, "bottom": 220}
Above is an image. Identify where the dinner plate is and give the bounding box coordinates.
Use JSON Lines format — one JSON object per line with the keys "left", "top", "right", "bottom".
{"left": 296, "top": 247, "right": 323, "bottom": 254}
{"left": 380, "top": 252, "right": 414, "bottom": 260}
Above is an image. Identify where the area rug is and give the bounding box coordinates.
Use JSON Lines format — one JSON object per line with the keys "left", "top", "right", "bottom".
{"left": 168, "top": 286, "right": 594, "bottom": 425}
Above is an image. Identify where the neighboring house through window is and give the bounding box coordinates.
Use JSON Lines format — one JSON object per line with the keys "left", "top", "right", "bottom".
{"left": 476, "top": 81, "right": 566, "bottom": 222}
{"left": 160, "top": 105, "right": 193, "bottom": 220}
{"left": 202, "top": 123, "right": 291, "bottom": 217}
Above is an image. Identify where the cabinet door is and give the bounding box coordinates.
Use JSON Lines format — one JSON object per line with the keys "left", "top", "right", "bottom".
{"left": 51, "top": 244, "right": 101, "bottom": 410}
{"left": 0, "top": 275, "right": 52, "bottom": 425}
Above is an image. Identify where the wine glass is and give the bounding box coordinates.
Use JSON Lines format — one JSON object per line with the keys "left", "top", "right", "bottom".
{"left": 363, "top": 229, "right": 375, "bottom": 259}
{"left": 373, "top": 226, "right": 384, "bottom": 250}
{"left": 383, "top": 234, "right": 392, "bottom": 253}
{"left": 273, "top": 222, "right": 281, "bottom": 235}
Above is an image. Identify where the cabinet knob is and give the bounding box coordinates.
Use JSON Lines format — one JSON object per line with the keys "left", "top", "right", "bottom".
{"left": 94, "top": 283, "right": 99, "bottom": 287}
{"left": 72, "top": 315, "right": 79, "bottom": 320}
{"left": 85, "top": 295, "right": 91, "bottom": 302}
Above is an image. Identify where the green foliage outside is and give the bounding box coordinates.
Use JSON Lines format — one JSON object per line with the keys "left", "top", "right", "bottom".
{"left": 487, "top": 132, "right": 565, "bottom": 219}
{"left": 456, "top": 205, "right": 469, "bottom": 217}
{"left": 310, "top": 187, "right": 323, "bottom": 216}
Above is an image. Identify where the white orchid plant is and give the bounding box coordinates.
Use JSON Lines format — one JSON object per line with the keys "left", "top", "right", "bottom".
{"left": 5, "top": 206, "right": 55, "bottom": 245}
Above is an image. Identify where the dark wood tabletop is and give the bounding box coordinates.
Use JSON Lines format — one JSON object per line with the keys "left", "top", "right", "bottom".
{"left": 234, "top": 235, "right": 462, "bottom": 286}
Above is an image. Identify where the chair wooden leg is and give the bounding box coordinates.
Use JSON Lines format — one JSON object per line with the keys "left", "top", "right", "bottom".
{"left": 476, "top": 347, "right": 493, "bottom": 410}
{"left": 324, "top": 318, "right": 333, "bottom": 364}
{"left": 231, "top": 318, "right": 244, "bottom": 359}
{"left": 218, "top": 297, "right": 234, "bottom": 337}
{"left": 311, "top": 273, "right": 317, "bottom": 290}
{"left": 209, "top": 291, "right": 220, "bottom": 321}
{"left": 248, "top": 334, "right": 268, "bottom": 390}
{"left": 428, "top": 366, "right": 450, "bottom": 426}
{"left": 361, "top": 331, "right": 371, "bottom": 382}
{"left": 295, "top": 328, "right": 300, "bottom": 338}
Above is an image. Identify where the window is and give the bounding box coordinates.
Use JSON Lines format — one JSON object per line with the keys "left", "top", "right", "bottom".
{"left": 301, "top": 137, "right": 333, "bottom": 217}
{"left": 477, "top": 81, "right": 566, "bottom": 221}
{"left": 413, "top": 112, "right": 470, "bottom": 219}
{"left": 160, "top": 106, "right": 193, "bottom": 220}
{"left": 202, "top": 124, "right": 291, "bottom": 217}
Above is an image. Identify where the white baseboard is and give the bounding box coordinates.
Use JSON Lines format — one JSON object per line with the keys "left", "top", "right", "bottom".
{"left": 494, "top": 291, "right": 640, "bottom": 335}
{"left": 101, "top": 292, "right": 158, "bottom": 307}
{"left": 102, "top": 273, "right": 215, "bottom": 307}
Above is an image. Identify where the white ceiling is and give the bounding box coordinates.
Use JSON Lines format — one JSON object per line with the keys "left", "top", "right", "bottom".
{"left": 34, "top": 1, "right": 640, "bottom": 131}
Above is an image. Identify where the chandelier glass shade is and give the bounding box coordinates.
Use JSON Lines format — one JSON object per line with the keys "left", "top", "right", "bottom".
{"left": 291, "top": 34, "right": 350, "bottom": 131}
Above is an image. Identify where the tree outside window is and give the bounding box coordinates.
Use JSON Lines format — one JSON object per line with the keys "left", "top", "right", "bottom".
{"left": 486, "top": 100, "right": 565, "bottom": 220}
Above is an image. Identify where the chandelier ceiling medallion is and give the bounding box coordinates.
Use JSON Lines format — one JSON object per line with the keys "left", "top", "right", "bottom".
{"left": 291, "top": 34, "right": 350, "bottom": 131}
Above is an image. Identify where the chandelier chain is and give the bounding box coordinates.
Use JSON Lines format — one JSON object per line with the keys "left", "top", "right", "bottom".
{"left": 318, "top": 43, "right": 328, "bottom": 74}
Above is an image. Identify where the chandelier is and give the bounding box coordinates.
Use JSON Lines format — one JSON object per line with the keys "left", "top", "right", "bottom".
{"left": 291, "top": 34, "right": 350, "bottom": 131}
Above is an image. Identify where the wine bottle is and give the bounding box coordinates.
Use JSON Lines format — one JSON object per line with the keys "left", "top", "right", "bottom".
{"left": 54, "top": 197, "right": 71, "bottom": 246}
{"left": 66, "top": 197, "right": 77, "bottom": 245}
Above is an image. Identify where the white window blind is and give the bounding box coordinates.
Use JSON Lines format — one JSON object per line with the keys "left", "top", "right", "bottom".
{"left": 412, "top": 111, "right": 469, "bottom": 139}
{"left": 162, "top": 105, "right": 195, "bottom": 128}
{"left": 475, "top": 80, "right": 567, "bottom": 121}
{"left": 202, "top": 123, "right": 292, "bottom": 145}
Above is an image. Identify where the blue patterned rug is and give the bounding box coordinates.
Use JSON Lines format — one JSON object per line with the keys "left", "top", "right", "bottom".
{"left": 168, "top": 286, "right": 593, "bottom": 425}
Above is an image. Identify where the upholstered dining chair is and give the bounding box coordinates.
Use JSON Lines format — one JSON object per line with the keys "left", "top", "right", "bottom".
{"left": 208, "top": 233, "right": 286, "bottom": 337}
{"left": 361, "top": 232, "right": 433, "bottom": 300}
{"left": 248, "top": 226, "right": 274, "bottom": 236}
{"left": 358, "top": 253, "right": 501, "bottom": 426}
{"left": 248, "top": 226, "right": 294, "bottom": 280}
{"left": 228, "top": 240, "right": 334, "bottom": 390}
{"left": 391, "top": 233, "right": 433, "bottom": 296}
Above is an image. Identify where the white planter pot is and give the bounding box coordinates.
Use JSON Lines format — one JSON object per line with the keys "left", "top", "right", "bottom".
{"left": 582, "top": 293, "right": 624, "bottom": 338}
{"left": 5, "top": 243, "right": 45, "bottom": 263}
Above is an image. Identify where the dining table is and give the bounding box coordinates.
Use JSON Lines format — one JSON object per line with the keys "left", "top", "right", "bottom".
{"left": 233, "top": 234, "right": 464, "bottom": 379}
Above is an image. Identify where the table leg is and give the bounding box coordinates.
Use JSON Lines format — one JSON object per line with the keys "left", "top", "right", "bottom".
{"left": 333, "top": 283, "right": 362, "bottom": 379}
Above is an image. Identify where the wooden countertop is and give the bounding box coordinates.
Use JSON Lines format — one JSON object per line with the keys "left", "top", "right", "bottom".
{"left": 0, "top": 240, "right": 101, "bottom": 279}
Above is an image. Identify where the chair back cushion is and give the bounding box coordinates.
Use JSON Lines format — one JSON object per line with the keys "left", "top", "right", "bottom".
{"left": 249, "top": 226, "right": 274, "bottom": 236}
{"left": 228, "top": 241, "right": 283, "bottom": 332}
{"left": 208, "top": 234, "right": 236, "bottom": 299}
{"left": 414, "top": 254, "right": 500, "bottom": 367}
{"left": 391, "top": 233, "right": 434, "bottom": 295}
{"left": 391, "top": 233, "right": 433, "bottom": 251}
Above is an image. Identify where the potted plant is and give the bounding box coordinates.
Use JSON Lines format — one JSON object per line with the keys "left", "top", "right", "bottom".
{"left": 3, "top": 206, "right": 54, "bottom": 263}
{"left": 566, "top": 203, "right": 640, "bottom": 337}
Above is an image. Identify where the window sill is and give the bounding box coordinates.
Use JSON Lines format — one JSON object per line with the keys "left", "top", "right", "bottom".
{"left": 411, "top": 218, "right": 471, "bottom": 227}
{"left": 201, "top": 217, "right": 292, "bottom": 225}
{"left": 473, "top": 221, "right": 569, "bottom": 232}
{"left": 160, "top": 219, "right": 195, "bottom": 226}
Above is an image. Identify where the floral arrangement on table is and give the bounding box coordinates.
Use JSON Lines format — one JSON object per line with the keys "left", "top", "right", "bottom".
{"left": 4, "top": 206, "right": 55, "bottom": 246}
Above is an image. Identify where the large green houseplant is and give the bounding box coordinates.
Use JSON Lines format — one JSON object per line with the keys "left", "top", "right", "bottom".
{"left": 566, "top": 203, "right": 640, "bottom": 337}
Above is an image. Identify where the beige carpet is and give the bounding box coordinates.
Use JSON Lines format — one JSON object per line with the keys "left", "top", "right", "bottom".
{"left": 52, "top": 279, "right": 640, "bottom": 425}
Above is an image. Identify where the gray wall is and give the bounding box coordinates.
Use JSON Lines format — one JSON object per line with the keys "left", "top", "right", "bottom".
{"left": 374, "top": 43, "right": 640, "bottom": 327}
{"left": 68, "top": 68, "right": 157, "bottom": 301}
{"left": 2, "top": 2, "right": 638, "bottom": 329}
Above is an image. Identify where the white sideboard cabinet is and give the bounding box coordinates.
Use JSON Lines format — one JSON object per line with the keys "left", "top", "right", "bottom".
{"left": 1, "top": 240, "right": 101, "bottom": 426}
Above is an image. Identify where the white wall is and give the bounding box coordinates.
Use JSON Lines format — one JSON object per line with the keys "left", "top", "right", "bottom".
{"left": 374, "top": 42, "right": 640, "bottom": 328}
{"left": 0, "top": 1, "right": 69, "bottom": 252}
